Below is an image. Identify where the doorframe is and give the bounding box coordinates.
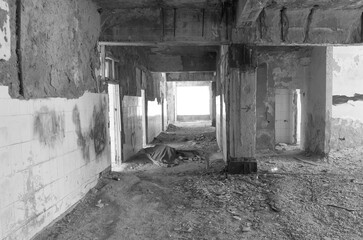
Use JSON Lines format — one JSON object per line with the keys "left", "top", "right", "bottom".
{"left": 104, "top": 54, "right": 123, "bottom": 170}
{"left": 275, "top": 88, "right": 295, "bottom": 144}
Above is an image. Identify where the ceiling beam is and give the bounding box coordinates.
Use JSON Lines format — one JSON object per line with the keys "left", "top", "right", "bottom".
{"left": 149, "top": 52, "right": 217, "bottom": 72}
{"left": 166, "top": 72, "right": 216, "bottom": 81}
{"left": 100, "top": 7, "right": 231, "bottom": 45}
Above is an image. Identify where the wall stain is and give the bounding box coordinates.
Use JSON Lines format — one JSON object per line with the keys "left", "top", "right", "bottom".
{"left": 34, "top": 107, "right": 65, "bottom": 147}
{"left": 72, "top": 98, "right": 108, "bottom": 162}
{"left": 72, "top": 105, "right": 91, "bottom": 162}
{"left": 333, "top": 93, "right": 363, "bottom": 105}
{"left": 0, "top": 8, "right": 8, "bottom": 32}
{"left": 90, "top": 101, "right": 107, "bottom": 156}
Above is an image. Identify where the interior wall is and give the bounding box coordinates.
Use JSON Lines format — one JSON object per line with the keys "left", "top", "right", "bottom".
{"left": 0, "top": 1, "right": 110, "bottom": 239}
{"left": 122, "top": 96, "right": 144, "bottom": 160}
{"left": 0, "top": 0, "right": 17, "bottom": 94}
{"left": 0, "top": 0, "right": 101, "bottom": 99}
{"left": 0, "top": 86, "right": 110, "bottom": 240}
{"left": 147, "top": 73, "right": 165, "bottom": 142}
{"left": 106, "top": 47, "right": 164, "bottom": 159}
{"left": 166, "top": 82, "right": 177, "bottom": 124}
{"left": 256, "top": 47, "right": 311, "bottom": 149}
{"left": 256, "top": 63, "right": 270, "bottom": 149}
{"left": 21, "top": 0, "right": 101, "bottom": 98}
{"left": 331, "top": 46, "right": 363, "bottom": 150}
{"left": 147, "top": 99, "right": 162, "bottom": 143}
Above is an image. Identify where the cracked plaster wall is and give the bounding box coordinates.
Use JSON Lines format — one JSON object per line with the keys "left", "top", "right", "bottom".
{"left": 0, "top": 1, "right": 113, "bottom": 239}
{"left": 0, "top": 0, "right": 101, "bottom": 99}
{"left": 256, "top": 47, "right": 311, "bottom": 149}
{"left": 19, "top": 0, "right": 101, "bottom": 99}
{"left": 331, "top": 46, "right": 363, "bottom": 150}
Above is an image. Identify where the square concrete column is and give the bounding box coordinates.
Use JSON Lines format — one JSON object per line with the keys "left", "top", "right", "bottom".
{"left": 211, "top": 82, "right": 217, "bottom": 127}
{"left": 227, "top": 69, "right": 257, "bottom": 158}
{"left": 303, "top": 46, "right": 333, "bottom": 156}
{"left": 225, "top": 45, "right": 258, "bottom": 174}
{"left": 166, "top": 81, "right": 176, "bottom": 124}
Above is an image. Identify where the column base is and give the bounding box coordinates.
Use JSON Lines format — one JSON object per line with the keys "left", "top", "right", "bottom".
{"left": 227, "top": 157, "right": 257, "bottom": 174}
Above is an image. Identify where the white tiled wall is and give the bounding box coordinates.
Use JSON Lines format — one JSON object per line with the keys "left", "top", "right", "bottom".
{"left": 0, "top": 86, "right": 111, "bottom": 240}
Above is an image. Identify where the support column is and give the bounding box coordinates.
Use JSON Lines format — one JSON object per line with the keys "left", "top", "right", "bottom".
{"left": 211, "top": 82, "right": 216, "bottom": 127}
{"left": 225, "top": 45, "right": 257, "bottom": 174}
{"left": 303, "top": 46, "right": 333, "bottom": 155}
{"left": 166, "top": 82, "right": 176, "bottom": 124}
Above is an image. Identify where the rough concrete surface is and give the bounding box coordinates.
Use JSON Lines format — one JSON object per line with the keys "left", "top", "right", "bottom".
{"left": 256, "top": 47, "right": 311, "bottom": 150}
{"left": 0, "top": 0, "right": 19, "bottom": 97}
{"left": 20, "top": 0, "right": 101, "bottom": 99}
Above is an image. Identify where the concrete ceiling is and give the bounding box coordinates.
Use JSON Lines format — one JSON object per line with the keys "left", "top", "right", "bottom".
{"left": 147, "top": 45, "right": 219, "bottom": 55}
{"left": 93, "top": 0, "right": 228, "bottom": 9}
{"left": 143, "top": 46, "right": 218, "bottom": 72}
{"left": 265, "top": 0, "right": 363, "bottom": 10}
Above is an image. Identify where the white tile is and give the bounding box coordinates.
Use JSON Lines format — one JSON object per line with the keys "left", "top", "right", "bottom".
{"left": 0, "top": 86, "right": 10, "bottom": 99}
{"left": 0, "top": 203, "right": 15, "bottom": 238}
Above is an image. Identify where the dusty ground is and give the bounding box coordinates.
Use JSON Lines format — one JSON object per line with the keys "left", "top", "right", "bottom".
{"left": 35, "top": 123, "right": 363, "bottom": 240}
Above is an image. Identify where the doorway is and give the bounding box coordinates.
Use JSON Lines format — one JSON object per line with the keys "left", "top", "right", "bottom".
{"left": 176, "top": 84, "right": 211, "bottom": 122}
{"left": 108, "top": 83, "right": 122, "bottom": 170}
{"left": 275, "top": 88, "right": 294, "bottom": 144}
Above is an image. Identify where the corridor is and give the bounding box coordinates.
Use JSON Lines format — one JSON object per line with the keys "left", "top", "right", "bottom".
{"left": 35, "top": 124, "right": 363, "bottom": 240}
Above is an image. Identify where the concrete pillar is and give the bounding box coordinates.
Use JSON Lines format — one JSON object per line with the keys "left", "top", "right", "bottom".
{"left": 166, "top": 82, "right": 176, "bottom": 124}
{"left": 211, "top": 82, "right": 217, "bottom": 127}
{"left": 303, "top": 46, "right": 333, "bottom": 155}
{"left": 227, "top": 69, "right": 257, "bottom": 158}
{"left": 256, "top": 63, "right": 275, "bottom": 149}
{"left": 225, "top": 45, "right": 258, "bottom": 173}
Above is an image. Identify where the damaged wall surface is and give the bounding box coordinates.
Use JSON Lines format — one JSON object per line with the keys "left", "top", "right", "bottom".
{"left": 0, "top": 87, "right": 110, "bottom": 240}
{"left": 0, "top": 0, "right": 19, "bottom": 96}
{"left": 256, "top": 47, "right": 311, "bottom": 149}
{"left": 20, "top": 0, "right": 101, "bottom": 99}
{"left": 147, "top": 73, "right": 165, "bottom": 143}
{"left": 100, "top": 6, "right": 231, "bottom": 45}
{"left": 0, "top": 1, "right": 112, "bottom": 239}
{"left": 234, "top": 0, "right": 363, "bottom": 45}
{"left": 331, "top": 46, "right": 363, "bottom": 150}
{"left": 106, "top": 47, "right": 165, "bottom": 159}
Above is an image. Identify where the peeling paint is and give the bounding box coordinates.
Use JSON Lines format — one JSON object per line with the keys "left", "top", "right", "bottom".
{"left": 333, "top": 93, "right": 363, "bottom": 105}
{"left": 0, "top": 0, "right": 10, "bottom": 60}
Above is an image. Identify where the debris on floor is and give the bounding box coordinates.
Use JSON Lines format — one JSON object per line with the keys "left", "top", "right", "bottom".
{"left": 166, "top": 123, "right": 180, "bottom": 132}
{"left": 139, "top": 144, "right": 179, "bottom": 167}
{"left": 34, "top": 123, "right": 363, "bottom": 240}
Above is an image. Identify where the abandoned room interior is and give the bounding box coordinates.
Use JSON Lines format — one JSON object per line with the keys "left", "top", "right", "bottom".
{"left": 1, "top": 0, "right": 363, "bottom": 239}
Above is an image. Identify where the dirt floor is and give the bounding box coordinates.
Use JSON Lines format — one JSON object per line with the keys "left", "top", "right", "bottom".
{"left": 35, "top": 122, "right": 363, "bottom": 240}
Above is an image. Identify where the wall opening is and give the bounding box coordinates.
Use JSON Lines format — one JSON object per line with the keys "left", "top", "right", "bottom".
{"left": 141, "top": 89, "right": 147, "bottom": 147}
{"left": 176, "top": 83, "right": 211, "bottom": 123}
{"left": 108, "top": 83, "right": 122, "bottom": 170}
{"left": 275, "top": 88, "right": 302, "bottom": 151}
{"left": 296, "top": 89, "right": 302, "bottom": 145}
